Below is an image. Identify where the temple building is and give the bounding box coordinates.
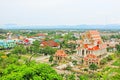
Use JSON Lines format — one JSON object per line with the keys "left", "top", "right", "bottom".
{"left": 54, "top": 50, "right": 67, "bottom": 62}
{"left": 77, "top": 30, "right": 107, "bottom": 59}
{"left": 84, "top": 54, "right": 99, "bottom": 65}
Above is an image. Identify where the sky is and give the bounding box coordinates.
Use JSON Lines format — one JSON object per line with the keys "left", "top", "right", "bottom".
{"left": 0, "top": 0, "right": 120, "bottom": 25}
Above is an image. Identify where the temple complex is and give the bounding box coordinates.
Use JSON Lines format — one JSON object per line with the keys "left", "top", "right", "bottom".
{"left": 77, "top": 30, "right": 107, "bottom": 65}
{"left": 54, "top": 50, "right": 67, "bottom": 62}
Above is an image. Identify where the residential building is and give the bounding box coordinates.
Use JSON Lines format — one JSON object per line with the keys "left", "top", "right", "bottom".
{"left": 0, "top": 40, "right": 16, "bottom": 49}
{"left": 41, "top": 40, "right": 60, "bottom": 48}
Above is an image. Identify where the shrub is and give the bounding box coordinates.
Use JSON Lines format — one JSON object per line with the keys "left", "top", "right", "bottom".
{"left": 72, "top": 60, "right": 77, "bottom": 65}
{"left": 65, "top": 65, "right": 72, "bottom": 71}
{"left": 106, "top": 55, "right": 113, "bottom": 61}
{"left": 100, "top": 58, "right": 107, "bottom": 65}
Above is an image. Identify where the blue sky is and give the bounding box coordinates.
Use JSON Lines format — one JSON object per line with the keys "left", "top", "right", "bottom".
{"left": 0, "top": 0, "right": 120, "bottom": 25}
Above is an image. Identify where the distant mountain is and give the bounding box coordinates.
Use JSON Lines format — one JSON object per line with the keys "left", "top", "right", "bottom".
{"left": 0, "top": 24, "right": 120, "bottom": 30}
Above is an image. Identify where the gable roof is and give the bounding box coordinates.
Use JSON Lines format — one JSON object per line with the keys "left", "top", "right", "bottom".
{"left": 55, "top": 50, "right": 67, "bottom": 57}
{"left": 41, "top": 40, "right": 59, "bottom": 47}
{"left": 24, "top": 39, "right": 29, "bottom": 43}
{"left": 88, "top": 46, "right": 100, "bottom": 51}
{"left": 36, "top": 33, "right": 46, "bottom": 36}
{"left": 84, "top": 54, "right": 99, "bottom": 62}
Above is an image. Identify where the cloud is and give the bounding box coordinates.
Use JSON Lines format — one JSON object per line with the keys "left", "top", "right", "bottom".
{"left": 0, "top": 0, "right": 120, "bottom": 25}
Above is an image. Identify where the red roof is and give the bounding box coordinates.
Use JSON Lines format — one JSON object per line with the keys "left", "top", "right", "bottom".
{"left": 84, "top": 44, "right": 88, "bottom": 48}
{"left": 88, "top": 34, "right": 91, "bottom": 38}
{"left": 88, "top": 46, "right": 100, "bottom": 51}
{"left": 41, "top": 40, "right": 59, "bottom": 47}
{"left": 84, "top": 54, "right": 99, "bottom": 62}
{"left": 36, "top": 33, "right": 46, "bottom": 36}
{"left": 88, "top": 30, "right": 102, "bottom": 40}
{"left": 83, "top": 44, "right": 100, "bottom": 51}
{"left": 55, "top": 50, "right": 67, "bottom": 57}
{"left": 97, "top": 40, "right": 102, "bottom": 44}
{"left": 24, "top": 39, "right": 29, "bottom": 43}
{"left": 89, "top": 30, "right": 100, "bottom": 35}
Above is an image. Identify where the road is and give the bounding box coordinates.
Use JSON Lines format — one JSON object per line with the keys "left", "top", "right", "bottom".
{"left": 32, "top": 55, "right": 50, "bottom": 62}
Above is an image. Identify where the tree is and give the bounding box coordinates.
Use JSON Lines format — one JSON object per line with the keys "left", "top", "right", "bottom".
{"left": 54, "top": 34, "right": 62, "bottom": 39}
{"left": 49, "top": 55, "right": 53, "bottom": 63}
{"left": 43, "top": 46, "right": 57, "bottom": 55}
{"left": 0, "top": 35, "right": 6, "bottom": 39}
{"left": 11, "top": 45, "right": 27, "bottom": 55}
{"left": 67, "top": 43, "right": 76, "bottom": 50}
{"left": 89, "top": 63, "right": 98, "bottom": 71}
{"left": 107, "top": 47, "right": 113, "bottom": 52}
{"left": 1, "top": 63, "right": 63, "bottom": 80}
{"left": 27, "top": 46, "right": 34, "bottom": 54}
{"left": 28, "top": 40, "right": 40, "bottom": 64}
{"left": 59, "top": 40, "right": 67, "bottom": 49}
{"left": 79, "top": 75, "right": 88, "bottom": 80}
{"left": 116, "top": 44, "right": 120, "bottom": 53}
{"left": 65, "top": 73, "right": 75, "bottom": 80}
{"left": 101, "top": 36, "right": 109, "bottom": 41}
{"left": 32, "top": 40, "right": 40, "bottom": 54}
{"left": 0, "top": 54, "right": 19, "bottom": 69}
{"left": 107, "top": 55, "right": 113, "bottom": 61}
{"left": 72, "top": 60, "right": 77, "bottom": 65}
{"left": 81, "top": 59, "right": 84, "bottom": 64}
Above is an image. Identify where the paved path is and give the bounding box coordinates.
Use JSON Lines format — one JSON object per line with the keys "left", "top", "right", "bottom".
{"left": 21, "top": 55, "right": 50, "bottom": 62}
{"left": 32, "top": 55, "right": 50, "bottom": 62}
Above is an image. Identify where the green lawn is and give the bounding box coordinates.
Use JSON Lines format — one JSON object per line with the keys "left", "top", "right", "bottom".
{"left": 100, "top": 67, "right": 120, "bottom": 80}
{"left": 112, "top": 59, "right": 120, "bottom": 66}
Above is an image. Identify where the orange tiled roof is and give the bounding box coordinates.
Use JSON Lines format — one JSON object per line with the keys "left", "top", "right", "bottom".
{"left": 89, "top": 30, "right": 100, "bottom": 35}
{"left": 36, "top": 33, "right": 46, "bottom": 36}
{"left": 41, "top": 40, "right": 59, "bottom": 47}
{"left": 55, "top": 50, "right": 67, "bottom": 57}
{"left": 84, "top": 54, "right": 99, "bottom": 62}
{"left": 97, "top": 40, "right": 102, "bottom": 44}
{"left": 84, "top": 44, "right": 88, "bottom": 48}
{"left": 88, "top": 30, "right": 101, "bottom": 40}
{"left": 88, "top": 46, "right": 100, "bottom": 51}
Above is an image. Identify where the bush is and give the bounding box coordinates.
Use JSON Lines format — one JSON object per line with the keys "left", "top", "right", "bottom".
{"left": 72, "top": 60, "right": 77, "bottom": 65}
{"left": 79, "top": 75, "right": 88, "bottom": 80}
{"left": 1, "top": 63, "right": 63, "bottom": 80}
{"left": 106, "top": 55, "right": 113, "bottom": 61}
{"left": 84, "top": 68, "right": 88, "bottom": 71}
{"left": 65, "top": 73, "right": 75, "bottom": 80}
{"left": 49, "top": 55, "right": 53, "bottom": 63}
{"left": 89, "top": 63, "right": 98, "bottom": 71}
{"left": 65, "top": 65, "right": 72, "bottom": 71}
{"left": 100, "top": 58, "right": 107, "bottom": 65}
{"left": 112, "top": 59, "right": 120, "bottom": 66}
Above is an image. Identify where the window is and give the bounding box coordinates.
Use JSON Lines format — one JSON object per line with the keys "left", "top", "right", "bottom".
{"left": 82, "top": 50, "right": 84, "bottom": 56}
